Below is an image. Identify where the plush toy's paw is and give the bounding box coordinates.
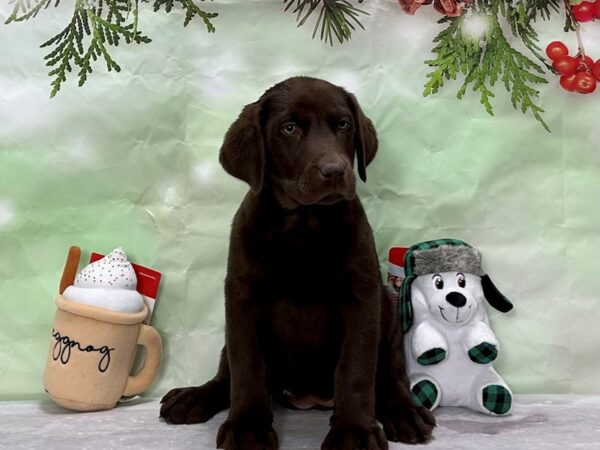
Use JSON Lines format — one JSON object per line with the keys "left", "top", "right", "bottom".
{"left": 416, "top": 347, "right": 447, "bottom": 366}
{"left": 378, "top": 403, "right": 435, "bottom": 444}
{"left": 411, "top": 322, "right": 448, "bottom": 364}
{"left": 217, "top": 415, "right": 278, "bottom": 450}
{"left": 321, "top": 421, "right": 388, "bottom": 450}
{"left": 160, "top": 381, "right": 228, "bottom": 424}
{"left": 482, "top": 385, "right": 512, "bottom": 415}
{"left": 410, "top": 379, "right": 440, "bottom": 411}
{"left": 468, "top": 342, "right": 498, "bottom": 364}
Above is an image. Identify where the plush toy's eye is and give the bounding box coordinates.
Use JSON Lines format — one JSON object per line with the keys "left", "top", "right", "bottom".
{"left": 457, "top": 273, "right": 466, "bottom": 288}
{"left": 281, "top": 122, "right": 297, "bottom": 136}
{"left": 433, "top": 275, "right": 444, "bottom": 290}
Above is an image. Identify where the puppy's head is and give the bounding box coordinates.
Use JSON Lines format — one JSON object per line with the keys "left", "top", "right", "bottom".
{"left": 219, "top": 77, "right": 378, "bottom": 207}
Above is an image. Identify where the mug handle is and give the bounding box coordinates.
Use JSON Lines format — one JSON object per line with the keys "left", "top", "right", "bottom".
{"left": 123, "top": 324, "right": 162, "bottom": 397}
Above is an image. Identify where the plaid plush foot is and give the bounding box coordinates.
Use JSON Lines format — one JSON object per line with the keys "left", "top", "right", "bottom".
{"left": 482, "top": 384, "right": 512, "bottom": 415}
{"left": 468, "top": 342, "right": 498, "bottom": 364}
{"left": 416, "top": 348, "right": 446, "bottom": 366}
{"left": 411, "top": 379, "right": 439, "bottom": 410}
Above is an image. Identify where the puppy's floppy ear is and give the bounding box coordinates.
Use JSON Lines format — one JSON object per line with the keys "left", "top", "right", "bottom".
{"left": 346, "top": 93, "right": 378, "bottom": 182}
{"left": 481, "top": 275, "right": 513, "bottom": 313}
{"left": 219, "top": 101, "right": 265, "bottom": 194}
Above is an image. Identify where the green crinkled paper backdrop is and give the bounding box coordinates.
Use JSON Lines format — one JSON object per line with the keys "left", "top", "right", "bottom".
{"left": 0, "top": 0, "right": 599, "bottom": 400}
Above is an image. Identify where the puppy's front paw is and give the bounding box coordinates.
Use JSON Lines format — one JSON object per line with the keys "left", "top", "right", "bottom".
{"left": 160, "top": 381, "right": 228, "bottom": 424}
{"left": 216, "top": 416, "right": 278, "bottom": 450}
{"left": 378, "top": 403, "right": 435, "bottom": 444}
{"left": 321, "top": 422, "right": 388, "bottom": 450}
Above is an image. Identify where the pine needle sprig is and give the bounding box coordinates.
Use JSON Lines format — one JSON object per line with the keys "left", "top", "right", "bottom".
{"left": 424, "top": 0, "right": 551, "bottom": 131}
{"left": 5, "top": 0, "right": 217, "bottom": 97}
{"left": 41, "top": 6, "right": 85, "bottom": 97}
{"left": 5, "top": 0, "right": 60, "bottom": 24}
{"left": 523, "top": 0, "right": 573, "bottom": 31}
{"left": 525, "top": 0, "right": 562, "bottom": 21}
{"left": 500, "top": 1, "right": 551, "bottom": 70}
{"left": 152, "top": 0, "right": 218, "bottom": 31}
{"left": 423, "top": 18, "right": 465, "bottom": 97}
{"left": 283, "top": 0, "right": 368, "bottom": 46}
{"left": 37, "top": 0, "right": 152, "bottom": 97}
{"left": 489, "top": 15, "right": 549, "bottom": 131}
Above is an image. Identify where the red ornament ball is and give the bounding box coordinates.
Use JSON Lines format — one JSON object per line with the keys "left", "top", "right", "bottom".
{"left": 573, "top": 72, "right": 597, "bottom": 94}
{"left": 546, "top": 41, "right": 569, "bottom": 61}
{"left": 572, "top": 1, "right": 596, "bottom": 22}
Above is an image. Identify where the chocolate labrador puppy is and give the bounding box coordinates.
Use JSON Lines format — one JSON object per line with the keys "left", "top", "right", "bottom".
{"left": 160, "top": 77, "right": 435, "bottom": 450}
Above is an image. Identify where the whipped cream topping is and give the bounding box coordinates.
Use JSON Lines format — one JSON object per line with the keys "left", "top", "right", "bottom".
{"left": 63, "top": 248, "right": 144, "bottom": 314}
{"left": 74, "top": 247, "right": 137, "bottom": 290}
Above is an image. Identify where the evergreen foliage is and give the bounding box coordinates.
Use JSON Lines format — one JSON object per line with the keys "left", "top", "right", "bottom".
{"left": 5, "top": 0, "right": 572, "bottom": 131}
{"left": 5, "top": 0, "right": 217, "bottom": 97}
{"left": 283, "top": 0, "right": 368, "bottom": 46}
{"left": 424, "top": 0, "right": 568, "bottom": 131}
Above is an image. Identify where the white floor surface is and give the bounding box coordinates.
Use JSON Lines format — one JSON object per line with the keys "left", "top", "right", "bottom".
{"left": 1, "top": 395, "right": 599, "bottom": 449}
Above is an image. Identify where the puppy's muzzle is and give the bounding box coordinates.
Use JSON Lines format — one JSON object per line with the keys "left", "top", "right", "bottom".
{"left": 318, "top": 162, "right": 346, "bottom": 183}
{"left": 446, "top": 292, "right": 467, "bottom": 308}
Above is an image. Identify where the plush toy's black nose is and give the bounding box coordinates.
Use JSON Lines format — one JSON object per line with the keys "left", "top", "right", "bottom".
{"left": 446, "top": 292, "right": 467, "bottom": 308}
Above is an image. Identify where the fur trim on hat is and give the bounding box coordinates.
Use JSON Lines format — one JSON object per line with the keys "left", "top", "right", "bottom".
{"left": 413, "top": 245, "right": 484, "bottom": 276}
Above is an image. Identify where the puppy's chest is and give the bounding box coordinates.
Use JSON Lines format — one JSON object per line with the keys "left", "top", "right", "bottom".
{"left": 257, "top": 216, "right": 350, "bottom": 282}
{"left": 263, "top": 243, "right": 348, "bottom": 305}
{"left": 256, "top": 216, "right": 348, "bottom": 345}
{"left": 267, "top": 300, "right": 338, "bottom": 350}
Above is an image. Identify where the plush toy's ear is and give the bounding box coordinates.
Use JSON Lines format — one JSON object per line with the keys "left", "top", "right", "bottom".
{"left": 219, "top": 101, "right": 265, "bottom": 194}
{"left": 346, "top": 93, "right": 378, "bottom": 182}
{"left": 481, "top": 275, "right": 513, "bottom": 313}
{"left": 399, "top": 275, "right": 417, "bottom": 332}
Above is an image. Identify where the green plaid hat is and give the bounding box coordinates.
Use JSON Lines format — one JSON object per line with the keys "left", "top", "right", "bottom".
{"left": 398, "top": 239, "right": 513, "bottom": 332}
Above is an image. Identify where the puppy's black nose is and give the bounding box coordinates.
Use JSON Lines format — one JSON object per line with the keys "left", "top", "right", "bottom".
{"left": 446, "top": 292, "right": 467, "bottom": 308}
{"left": 319, "top": 162, "right": 346, "bottom": 182}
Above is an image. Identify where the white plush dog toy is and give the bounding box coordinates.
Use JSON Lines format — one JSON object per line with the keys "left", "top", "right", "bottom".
{"left": 398, "top": 239, "right": 514, "bottom": 415}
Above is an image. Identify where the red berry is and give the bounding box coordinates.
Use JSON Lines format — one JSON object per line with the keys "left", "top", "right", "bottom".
{"left": 594, "top": 1, "right": 600, "bottom": 19}
{"left": 553, "top": 55, "right": 579, "bottom": 76}
{"left": 578, "top": 55, "right": 595, "bottom": 70}
{"left": 560, "top": 73, "right": 578, "bottom": 91}
{"left": 573, "top": 72, "right": 597, "bottom": 94}
{"left": 593, "top": 60, "right": 600, "bottom": 80}
{"left": 546, "top": 41, "right": 569, "bottom": 61}
{"left": 572, "top": 1, "right": 596, "bottom": 22}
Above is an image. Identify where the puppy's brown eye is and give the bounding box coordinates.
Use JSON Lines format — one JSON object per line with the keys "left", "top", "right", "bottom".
{"left": 337, "top": 119, "right": 351, "bottom": 131}
{"left": 457, "top": 273, "right": 466, "bottom": 288}
{"left": 433, "top": 275, "right": 444, "bottom": 290}
{"left": 281, "top": 122, "right": 297, "bottom": 136}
